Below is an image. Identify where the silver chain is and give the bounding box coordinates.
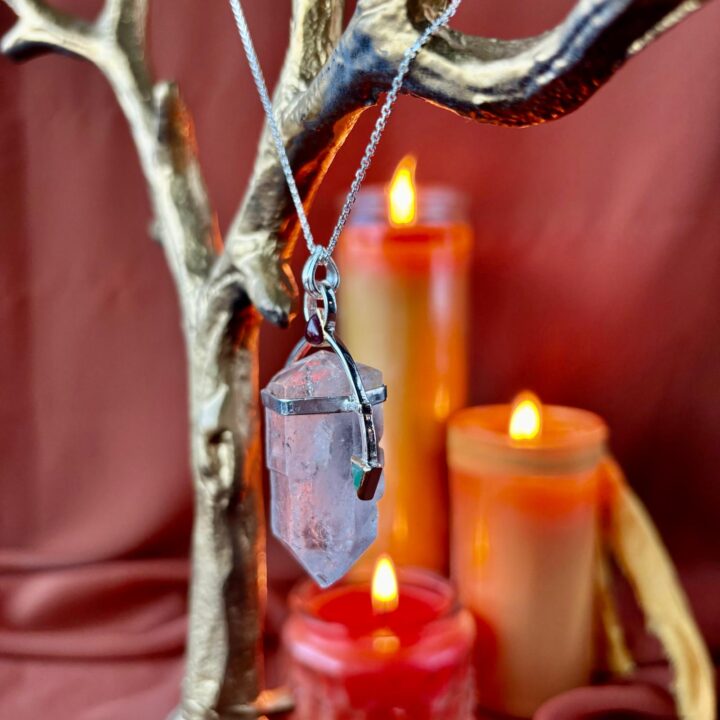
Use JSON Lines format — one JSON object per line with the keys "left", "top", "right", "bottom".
{"left": 229, "top": 0, "right": 462, "bottom": 280}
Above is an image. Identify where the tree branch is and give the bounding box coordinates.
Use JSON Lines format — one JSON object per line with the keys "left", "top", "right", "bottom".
{"left": 214, "top": 0, "right": 347, "bottom": 327}
{"left": 97, "top": 0, "right": 150, "bottom": 88}
{"left": 221, "top": 0, "right": 712, "bottom": 327}
{"left": 2, "top": 0, "right": 98, "bottom": 61}
{"left": 1, "top": 0, "right": 221, "bottom": 320}
{"left": 402, "top": 0, "right": 709, "bottom": 124}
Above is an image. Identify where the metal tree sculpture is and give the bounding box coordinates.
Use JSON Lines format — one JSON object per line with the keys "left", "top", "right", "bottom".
{"left": 0, "top": 1, "right": 713, "bottom": 718}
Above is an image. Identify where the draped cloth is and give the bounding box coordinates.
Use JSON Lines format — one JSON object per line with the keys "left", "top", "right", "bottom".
{"left": 1, "top": 1, "right": 719, "bottom": 718}
{"left": 597, "top": 459, "right": 715, "bottom": 719}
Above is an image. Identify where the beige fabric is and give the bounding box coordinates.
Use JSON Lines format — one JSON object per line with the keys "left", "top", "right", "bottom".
{"left": 599, "top": 458, "right": 716, "bottom": 720}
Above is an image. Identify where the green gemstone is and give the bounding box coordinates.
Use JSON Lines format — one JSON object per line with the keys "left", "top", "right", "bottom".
{"left": 352, "top": 462, "right": 365, "bottom": 490}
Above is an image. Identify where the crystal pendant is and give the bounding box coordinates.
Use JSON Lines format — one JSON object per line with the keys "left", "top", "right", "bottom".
{"left": 262, "top": 350, "right": 385, "bottom": 587}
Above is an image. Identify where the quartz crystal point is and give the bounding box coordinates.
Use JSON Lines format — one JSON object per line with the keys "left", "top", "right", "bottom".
{"left": 264, "top": 351, "right": 384, "bottom": 587}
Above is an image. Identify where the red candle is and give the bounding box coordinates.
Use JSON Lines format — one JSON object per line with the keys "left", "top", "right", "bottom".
{"left": 283, "top": 558, "right": 476, "bottom": 719}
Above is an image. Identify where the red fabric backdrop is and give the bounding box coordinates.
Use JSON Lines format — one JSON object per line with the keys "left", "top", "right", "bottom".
{"left": 1, "top": 1, "right": 719, "bottom": 718}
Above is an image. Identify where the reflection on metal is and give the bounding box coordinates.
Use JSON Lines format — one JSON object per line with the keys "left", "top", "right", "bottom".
{"left": 261, "top": 384, "right": 387, "bottom": 416}
{"left": 0, "top": 1, "right": 712, "bottom": 717}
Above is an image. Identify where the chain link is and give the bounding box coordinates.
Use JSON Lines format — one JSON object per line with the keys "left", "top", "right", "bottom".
{"left": 229, "top": 0, "right": 462, "bottom": 267}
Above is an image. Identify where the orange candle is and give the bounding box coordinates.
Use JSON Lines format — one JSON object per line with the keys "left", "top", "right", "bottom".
{"left": 338, "top": 157, "right": 472, "bottom": 572}
{"left": 448, "top": 393, "right": 607, "bottom": 716}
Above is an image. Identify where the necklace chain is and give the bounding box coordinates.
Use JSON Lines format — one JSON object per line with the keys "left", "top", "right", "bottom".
{"left": 229, "top": 0, "right": 462, "bottom": 268}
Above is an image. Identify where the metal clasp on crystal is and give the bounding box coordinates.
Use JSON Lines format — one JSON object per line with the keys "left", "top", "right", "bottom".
{"left": 264, "top": 281, "right": 386, "bottom": 501}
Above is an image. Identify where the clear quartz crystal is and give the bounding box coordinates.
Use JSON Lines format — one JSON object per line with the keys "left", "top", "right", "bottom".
{"left": 265, "top": 350, "right": 384, "bottom": 587}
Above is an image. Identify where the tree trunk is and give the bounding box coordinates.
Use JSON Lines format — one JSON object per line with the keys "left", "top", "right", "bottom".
{"left": 181, "top": 313, "right": 266, "bottom": 718}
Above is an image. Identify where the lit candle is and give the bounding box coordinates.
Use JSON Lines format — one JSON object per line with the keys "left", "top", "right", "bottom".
{"left": 448, "top": 393, "right": 607, "bottom": 717}
{"left": 338, "top": 156, "right": 472, "bottom": 572}
{"left": 283, "top": 556, "right": 476, "bottom": 719}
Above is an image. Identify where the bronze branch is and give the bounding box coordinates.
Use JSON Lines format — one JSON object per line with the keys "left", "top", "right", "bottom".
{"left": 0, "top": 1, "right": 713, "bottom": 718}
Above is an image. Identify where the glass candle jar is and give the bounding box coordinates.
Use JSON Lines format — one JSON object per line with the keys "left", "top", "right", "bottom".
{"left": 283, "top": 568, "right": 476, "bottom": 720}
{"left": 338, "top": 182, "right": 472, "bottom": 573}
{"left": 448, "top": 403, "right": 607, "bottom": 717}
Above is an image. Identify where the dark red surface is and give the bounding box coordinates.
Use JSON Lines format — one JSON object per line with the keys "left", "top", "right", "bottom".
{"left": 1, "top": 1, "right": 719, "bottom": 718}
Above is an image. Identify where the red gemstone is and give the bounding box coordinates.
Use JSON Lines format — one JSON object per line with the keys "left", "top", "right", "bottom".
{"left": 305, "top": 315, "right": 324, "bottom": 345}
{"left": 356, "top": 465, "right": 383, "bottom": 501}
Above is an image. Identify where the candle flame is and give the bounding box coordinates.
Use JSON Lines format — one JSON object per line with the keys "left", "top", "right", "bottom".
{"left": 371, "top": 554, "right": 399, "bottom": 614}
{"left": 509, "top": 391, "right": 543, "bottom": 441}
{"left": 372, "top": 628, "right": 400, "bottom": 654}
{"left": 388, "top": 155, "right": 417, "bottom": 226}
